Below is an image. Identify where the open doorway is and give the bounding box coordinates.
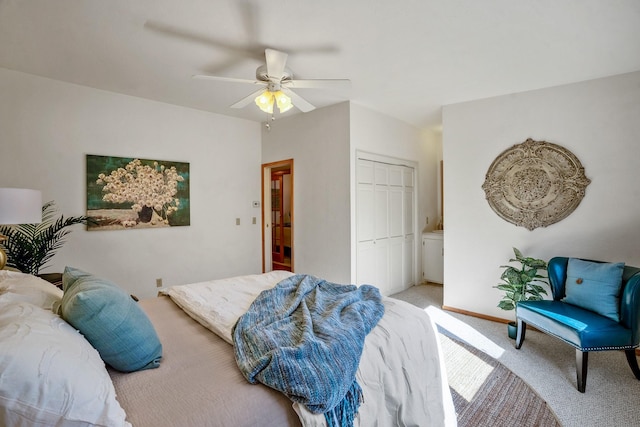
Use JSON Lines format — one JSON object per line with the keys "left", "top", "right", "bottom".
{"left": 262, "top": 159, "right": 293, "bottom": 273}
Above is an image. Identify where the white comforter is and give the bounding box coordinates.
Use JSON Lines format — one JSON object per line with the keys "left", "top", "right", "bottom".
{"left": 162, "top": 272, "right": 456, "bottom": 427}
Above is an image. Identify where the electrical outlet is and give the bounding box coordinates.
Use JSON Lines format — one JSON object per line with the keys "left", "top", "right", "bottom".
{"left": 156, "top": 278, "right": 163, "bottom": 288}
{"left": 236, "top": 218, "right": 240, "bottom": 225}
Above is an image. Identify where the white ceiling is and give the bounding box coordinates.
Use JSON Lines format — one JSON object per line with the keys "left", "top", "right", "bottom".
{"left": 1, "top": 0, "right": 639, "bottom": 130}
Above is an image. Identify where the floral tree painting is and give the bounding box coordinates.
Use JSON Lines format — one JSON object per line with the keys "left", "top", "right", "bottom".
{"left": 87, "top": 155, "right": 190, "bottom": 230}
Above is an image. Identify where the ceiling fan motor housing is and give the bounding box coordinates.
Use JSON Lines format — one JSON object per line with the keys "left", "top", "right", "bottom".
{"left": 256, "top": 65, "right": 293, "bottom": 83}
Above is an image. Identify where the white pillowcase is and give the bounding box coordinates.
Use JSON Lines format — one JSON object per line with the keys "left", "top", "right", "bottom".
{"left": 0, "top": 301, "right": 131, "bottom": 427}
{"left": 0, "top": 270, "right": 62, "bottom": 310}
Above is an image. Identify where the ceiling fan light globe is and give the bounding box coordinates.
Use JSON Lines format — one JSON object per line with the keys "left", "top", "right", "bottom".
{"left": 278, "top": 103, "right": 293, "bottom": 113}
{"left": 255, "top": 91, "right": 274, "bottom": 114}
{"left": 274, "top": 91, "right": 293, "bottom": 113}
{"left": 262, "top": 102, "right": 274, "bottom": 114}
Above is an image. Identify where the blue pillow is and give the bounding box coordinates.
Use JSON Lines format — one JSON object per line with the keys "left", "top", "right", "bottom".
{"left": 59, "top": 267, "right": 162, "bottom": 372}
{"left": 563, "top": 258, "right": 625, "bottom": 322}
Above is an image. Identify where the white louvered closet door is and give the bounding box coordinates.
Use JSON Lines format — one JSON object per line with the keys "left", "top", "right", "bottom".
{"left": 357, "top": 158, "right": 416, "bottom": 295}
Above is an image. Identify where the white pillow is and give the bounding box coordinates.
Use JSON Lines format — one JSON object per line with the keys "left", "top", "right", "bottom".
{"left": 0, "top": 301, "right": 131, "bottom": 427}
{"left": 0, "top": 270, "right": 62, "bottom": 310}
{"left": 162, "top": 270, "right": 294, "bottom": 343}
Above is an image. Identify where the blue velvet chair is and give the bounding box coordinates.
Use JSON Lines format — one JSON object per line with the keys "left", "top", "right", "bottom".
{"left": 515, "top": 256, "right": 640, "bottom": 392}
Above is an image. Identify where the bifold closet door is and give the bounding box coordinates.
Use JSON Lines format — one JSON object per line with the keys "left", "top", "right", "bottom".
{"left": 357, "top": 159, "right": 415, "bottom": 295}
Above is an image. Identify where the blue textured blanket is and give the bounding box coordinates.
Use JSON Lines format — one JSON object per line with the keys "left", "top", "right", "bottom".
{"left": 232, "top": 274, "right": 384, "bottom": 427}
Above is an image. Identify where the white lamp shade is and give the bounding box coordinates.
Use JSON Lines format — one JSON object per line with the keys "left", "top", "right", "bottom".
{"left": 0, "top": 188, "right": 42, "bottom": 224}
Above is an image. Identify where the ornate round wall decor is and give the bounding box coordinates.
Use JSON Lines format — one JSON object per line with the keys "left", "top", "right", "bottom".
{"left": 481, "top": 138, "right": 591, "bottom": 230}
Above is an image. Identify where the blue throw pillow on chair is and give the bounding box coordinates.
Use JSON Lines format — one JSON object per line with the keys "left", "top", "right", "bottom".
{"left": 563, "top": 258, "right": 625, "bottom": 322}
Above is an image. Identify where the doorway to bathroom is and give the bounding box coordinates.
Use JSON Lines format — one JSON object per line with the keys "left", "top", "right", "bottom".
{"left": 262, "top": 159, "right": 293, "bottom": 272}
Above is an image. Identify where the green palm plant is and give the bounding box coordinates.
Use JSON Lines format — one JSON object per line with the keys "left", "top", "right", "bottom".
{"left": 0, "top": 201, "right": 89, "bottom": 275}
{"left": 495, "top": 247, "right": 549, "bottom": 311}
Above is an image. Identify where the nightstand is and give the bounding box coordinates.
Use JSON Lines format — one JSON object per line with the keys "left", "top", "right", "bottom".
{"left": 37, "top": 273, "right": 63, "bottom": 289}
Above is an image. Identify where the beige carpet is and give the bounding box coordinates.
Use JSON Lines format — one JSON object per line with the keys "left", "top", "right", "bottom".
{"left": 391, "top": 283, "right": 640, "bottom": 427}
{"left": 440, "top": 333, "right": 560, "bottom": 426}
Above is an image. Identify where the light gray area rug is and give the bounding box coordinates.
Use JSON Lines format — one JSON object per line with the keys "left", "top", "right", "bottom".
{"left": 391, "top": 284, "right": 640, "bottom": 427}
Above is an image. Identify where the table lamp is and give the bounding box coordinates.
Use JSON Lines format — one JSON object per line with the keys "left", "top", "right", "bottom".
{"left": 0, "top": 188, "right": 42, "bottom": 270}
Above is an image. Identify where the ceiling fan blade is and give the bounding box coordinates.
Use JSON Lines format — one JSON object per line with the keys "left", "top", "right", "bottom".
{"left": 285, "top": 79, "right": 351, "bottom": 90}
{"left": 230, "top": 88, "right": 268, "bottom": 109}
{"left": 199, "top": 55, "right": 253, "bottom": 78}
{"left": 238, "top": 0, "right": 260, "bottom": 47}
{"left": 265, "top": 48, "right": 288, "bottom": 80}
{"left": 287, "top": 45, "right": 340, "bottom": 55}
{"left": 144, "top": 21, "right": 263, "bottom": 59}
{"left": 282, "top": 88, "right": 315, "bottom": 113}
{"left": 192, "top": 74, "right": 261, "bottom": 85}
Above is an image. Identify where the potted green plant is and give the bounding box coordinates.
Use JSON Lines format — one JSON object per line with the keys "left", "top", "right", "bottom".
{"left": 494, "top": 247, "right": 549, "bottom": 339}
{"left": 0, "top": 201, "right": 90, "bottom": 275}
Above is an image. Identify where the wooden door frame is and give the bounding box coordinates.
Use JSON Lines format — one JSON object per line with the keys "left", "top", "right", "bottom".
{"left": 261, "top": 159, "right": 294, "bottom": 273}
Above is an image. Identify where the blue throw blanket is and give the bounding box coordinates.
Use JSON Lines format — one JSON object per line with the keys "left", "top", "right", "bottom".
{"left": 232, "top": 274, "right": 384, "bottom": 427}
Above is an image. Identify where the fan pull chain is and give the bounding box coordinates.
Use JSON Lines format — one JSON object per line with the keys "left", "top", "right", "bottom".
{"left": 264, "top": 113, "right": 276, "bottom": 130}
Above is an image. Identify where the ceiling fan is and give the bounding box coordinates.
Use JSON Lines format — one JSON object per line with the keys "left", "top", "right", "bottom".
{"left": 192, "top": 48, "right": 350, "bottom": 114}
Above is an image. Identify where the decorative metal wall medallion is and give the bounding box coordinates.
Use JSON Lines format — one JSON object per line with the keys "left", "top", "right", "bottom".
{"left": 481, "top": 139, "right": 591, "bottom": 230}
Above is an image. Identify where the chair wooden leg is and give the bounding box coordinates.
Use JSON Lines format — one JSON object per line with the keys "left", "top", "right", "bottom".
{"left": 576, "top": 350, "right": 588, "bottom": 393}
{"left": 515, "top": 319, "right": 526, "bottom": 349}
{"left": 625, "top": 349, "right": 640, "bottom": 380}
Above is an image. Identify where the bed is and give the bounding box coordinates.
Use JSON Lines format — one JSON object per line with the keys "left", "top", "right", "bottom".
{"left": 0, "top": 269, "right": 456, "bottom": 427}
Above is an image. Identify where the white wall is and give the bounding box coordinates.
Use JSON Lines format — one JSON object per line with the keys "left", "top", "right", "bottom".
{"left": 1, "top": 67, "right": 263, "bottom": 298}
{"left": 1, "top": 68, "right": 442, "bottom": 298}
{"left": 442, "top": 71, "right": 640, "bottom": 320}
{"left": 421, "top": 129, "right": 443, "bottom": 233}
{"left": 261, "top": 102, "right": 440, "bottom": 290}
{"left": 261, "top": 102, "right": 352, "bottom": 283}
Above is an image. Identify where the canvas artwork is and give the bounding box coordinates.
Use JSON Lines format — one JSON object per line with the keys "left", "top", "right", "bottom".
{"left": 86, "top": 155, "right": 190, "bottom": 230}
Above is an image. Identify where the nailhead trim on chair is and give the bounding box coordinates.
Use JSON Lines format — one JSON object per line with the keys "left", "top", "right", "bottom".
{"left": 582, "top": 345, "right": 637, "bottom": 351}
{"left": 518, "top": 321, "right": 637, "bottom": 352}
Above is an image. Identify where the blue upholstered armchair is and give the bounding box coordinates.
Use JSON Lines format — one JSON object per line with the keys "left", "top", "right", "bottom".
{"left": 515, "top": 256, "right": 640, "bottom": 392}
